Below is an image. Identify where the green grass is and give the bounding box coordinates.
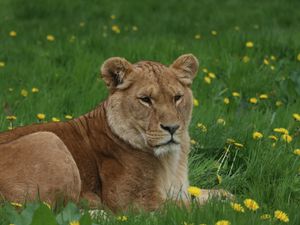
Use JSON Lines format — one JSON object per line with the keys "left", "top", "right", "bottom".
{"left": 1, "top": 0, "right": 300, "bottom": 224}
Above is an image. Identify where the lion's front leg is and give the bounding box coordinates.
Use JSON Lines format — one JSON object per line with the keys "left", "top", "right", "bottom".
{"left": 197, "top": 189, "right": 234, "bottom": 204}
{"left": 168, "top": 188, "right": 233, "bottom": 208}
{"left": 81, "top": 192, "right": 102, "bottom": 208}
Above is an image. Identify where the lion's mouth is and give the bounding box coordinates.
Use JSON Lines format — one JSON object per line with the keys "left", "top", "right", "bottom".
{"left": 155, "top": 138, "right": 179, "bottom": 147}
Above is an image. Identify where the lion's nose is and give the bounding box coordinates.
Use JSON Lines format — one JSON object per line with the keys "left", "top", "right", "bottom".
{"left": 160, "top": 124, "right": 180, "bottom": 135}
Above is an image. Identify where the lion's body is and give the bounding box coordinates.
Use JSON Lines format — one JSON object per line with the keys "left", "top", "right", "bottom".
{"left": 0, "top": 104, "right": 186, "bottom": 210}
{"left": 0, "top": 55, "right": 227, "bottom": 211}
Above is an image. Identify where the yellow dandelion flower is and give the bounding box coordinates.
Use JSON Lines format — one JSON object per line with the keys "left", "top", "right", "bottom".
{"left": 234, "top": 142, "right": 244, "bottom": 148}
{"left": 37, "top": 113, "right": 46, "bottom": 120}
{"left": 6, "top": 115, "right": 17, "bottom": 121}
{"left": 217, "top": 175, "right": 222, "bottom": 184}
{"left": 253, "top": 131, "right": 263, "bottom": 140}
{"left": 208, "top": 72, "right": 216, "bottom": 79}
{"left": 268, "top": 135, "right": 278, "bottom": 141}
{"left": 202, "top": 68, "right": 208, "bottom": 73}
{"left": 263, "top": 59, "right": 269, "bottom": 65}
{"left": 11, "top": 202, "right": 22, "bottom": 207}
{"left": 190, "top": 139, "right": 196, "bottom": 145}
{"left": 112, "top": 25, "right": 120, "bottom": 33}
{"left": 274, "top": 210, "right": 289, "bottom": 223}
{"left": 110, "top": 14, "right": 116, "bottom": 19}
{"left": 276, "top": 100, "right": 283, "bottom": 107}
{"left": 211, "top": 30, "right": 217, "bottom": 36}
{"left": 70, "top": 221, "right": 80, "bottom": 225}
{"left": 260, "top": 214, "right": 271, "bottom": 220}
{"left": 232, "top": 92, "right": 240, "bottom": 97}
{"left": 194, "top": 34, "right": 201, "bottom": 39}
{"left": 245, "top": 41, "right": 254, "bottom": 48}
{"left": 293, "top": 113, "right": 300, "bottom": 121}
{"left": 132, "top": 26, "right": 138, "bottom": 31}
{"left": 46, "top": 35, "right": 55, "bottom": 41}
{"left": 259, "top": 94, "right": 268, "bottom": 99}
{"left": 272, "top": 142, "right": 276, "bottom": 148}
{"left": 270, "top": 55, "right": 276, "bottom": 61}
{"left": 217, "top": 118, "right": 226, "bottom": 126}
{"left": 117, "top": 216, "right": 128, "bottom": 221}
{"left": 9, "top": 30, "right": 17, "bottom": 37}
{"left": 234, "top": 26, "right": 240, "bottom": 31}
{"left": 273, "top": 128, "right": 289, "bottom": 134}
{"left": 183, "top": 222, "right": 194, "bottom": 225}
{"left": 270, "top": 65, "right": 275, "bottom": 70}
{"left": 204, "top": 76, "right": 211, "bottom": 84}
{"left": 297, "top": 53, "right": 300, "bottom": 61}
{"left": 227, "top": 138, "right": 236, "bottom": 144}
{"left": 31, "top": 87, "right": 39, "bottom": 93}
{"left": 215, "top": 220, "right": 230, "bottom": 225}
{"left": 243, "top": 198, "right": 259, "bottom": 211}
{"left": 197, "top": 123, "right": 207, "bottom": 132}
{"left": 253, "top": 24, "right": 259, "bottom": 29}
{"left": 249, "top": 97, "right": 258, "bottom": 104}
{"left": 21, "top": 89, "right": 28, "bottom": 97}
{"left": 281, "top": 134, "right": 292, "bottom": 143}
{"left": 242, "top": 56, "right": 250, "bottom": 63}
{"left": 65, "top": 115, "right": 73, "bottom": 119}
{"left": 193, "top": 99, "right": 199, "bottom": 107}
{"left": 230, "top": 202, "right": 245, "bottom": 213}
{"left": 223, "top": 97, "right": 230, "bottom": 105}
{"left": 69, "top": 35, "right": 76, "bottom": 42}
{"left": 0, "top": 61, "right": 5, "bottom": 67}
{"left": 43, "top": 202, "right": 51, "bottom": 209}
{"left": 293, "top": 149, "right": 300, "bottom": 155}
{"left": 188, "top": 186, "right": 202, "bottom": 197}
{"left": 52, "top": 117, "right": 60, "bottom": 122}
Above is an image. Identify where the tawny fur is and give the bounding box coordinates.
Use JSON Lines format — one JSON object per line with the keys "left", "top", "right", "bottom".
{"left": 0, "top": 54, "right": 226, "bottom": 211}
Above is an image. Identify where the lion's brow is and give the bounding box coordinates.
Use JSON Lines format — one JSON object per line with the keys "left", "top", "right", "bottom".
{"left": 134, "top": 61, "right": 166, "bottom": 75}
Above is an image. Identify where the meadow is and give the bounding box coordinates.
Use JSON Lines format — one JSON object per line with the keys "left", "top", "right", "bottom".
{"left": 0, "top": 0, "right": 300, "bottom": 224}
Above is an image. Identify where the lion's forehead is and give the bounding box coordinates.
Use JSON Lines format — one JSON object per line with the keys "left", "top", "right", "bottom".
{"left": 134, "top": 61, "right": 167, "bottom": 75}
{"left": 132, "top": 62, "right": 183, "bottom": 97}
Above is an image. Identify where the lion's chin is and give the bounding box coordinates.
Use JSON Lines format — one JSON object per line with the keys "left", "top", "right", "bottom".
{"left": 153, "top": 143, "right": 181, "bottom": 157}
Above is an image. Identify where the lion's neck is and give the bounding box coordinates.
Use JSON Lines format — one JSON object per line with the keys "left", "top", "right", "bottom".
{"left": 80, "top": 101, "right": 141, "bottom": 151}
{"left": 156, "top": 140, "right": 190, "bottom": 200}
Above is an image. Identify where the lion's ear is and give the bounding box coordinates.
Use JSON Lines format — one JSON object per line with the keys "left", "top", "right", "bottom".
{"left": 100, "top": 57, "right": 133, "bottom": 91}
{"left": 170, "top": 54, "right": 199, "bottom": 85}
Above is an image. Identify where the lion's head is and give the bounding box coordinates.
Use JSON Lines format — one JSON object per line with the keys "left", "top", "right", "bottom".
{"left": 101, "top": 54, "right": 199, "bottom": 157}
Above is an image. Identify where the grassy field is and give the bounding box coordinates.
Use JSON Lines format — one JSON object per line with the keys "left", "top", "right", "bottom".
{"left": 1, "top": 0, "right": 300, "bottom": 224}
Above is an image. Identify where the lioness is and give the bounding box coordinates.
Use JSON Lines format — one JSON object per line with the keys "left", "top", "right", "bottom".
{"left": 0, "top": 54, "right": 224, "bottom": 211}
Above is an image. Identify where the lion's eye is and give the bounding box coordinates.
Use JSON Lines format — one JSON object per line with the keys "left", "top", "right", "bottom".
{"left": 139, "top": 96, "right": 152, "bottom": 105}
{"left": 174, "top": 95, "right": 183, "bottom": 102}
